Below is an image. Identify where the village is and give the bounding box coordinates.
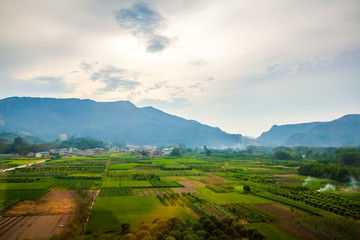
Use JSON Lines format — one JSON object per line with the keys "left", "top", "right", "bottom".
{"left": 0, "top": 145, "right": 175, "bottom": 159}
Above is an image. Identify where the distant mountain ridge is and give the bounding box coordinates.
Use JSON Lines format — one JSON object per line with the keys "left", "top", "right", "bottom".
{"left": 258, "top": 114, "right": 360, "bottom": 147}
{"left": 0, "top": 97, "right": 246, "bottom": 148}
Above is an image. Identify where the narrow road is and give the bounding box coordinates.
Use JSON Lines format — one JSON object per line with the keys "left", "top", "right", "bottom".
{"left": 82, "top": 189, "right": 100, "bottom": 236}
{"left": 0, "top": 160, "right": 47, "bottom": 173}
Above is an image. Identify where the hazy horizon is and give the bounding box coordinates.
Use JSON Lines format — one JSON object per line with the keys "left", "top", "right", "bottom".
{"left": 1, "top": 0, "right": 359, "bottom": 137}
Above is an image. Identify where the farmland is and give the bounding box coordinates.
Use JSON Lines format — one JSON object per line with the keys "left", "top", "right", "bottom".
{"left": 85, "top": 196, "right": 194, "bottom": 232}
{"left": 0, "top": 152, "right": 358, "bottom": 240}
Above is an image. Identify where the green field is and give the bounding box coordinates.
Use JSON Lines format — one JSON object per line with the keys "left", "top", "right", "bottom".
{"left": 120, "top": 180, "right": 152, "bottom": 187}
{"left": 0, "top": 189, "right": 47, "bottom": 201}
{"left": 101, "top": 179, "right": 120, "bottom": 188}
{"left": 108, "top": 163, "right": 141, "bottom": 170}
{"left": 86, "top": 196, "right": 194, "bottom": 232}
{"left": 99, "top": 187, "right": 133, "bottom": 197}
{"left": 149, "top": 180, "right": 183, "bottom": 188}
{"left": 0, "top": 152, "right": 357, "bottom": 240}
{"left": 0, "top": 181, "right": 53, "bottom": 190}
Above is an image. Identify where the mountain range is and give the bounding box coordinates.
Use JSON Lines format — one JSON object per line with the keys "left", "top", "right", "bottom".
{"left": 0, "top": 97, "right": 359, "bottom": 148}
{"left": 0, "top": 97, "right": 247, "bottom": 148}
{"left": 257, "top": 114, "right": 360, "bottom": 147}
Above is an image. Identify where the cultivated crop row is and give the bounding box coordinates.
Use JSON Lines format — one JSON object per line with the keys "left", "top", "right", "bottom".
{"left": 1, "top": 166, "right": 106, "bottom": 177}
{"left": 223, "top": 203, "right": 274, "bottom": 223}
{"left": 268, "top": 188, "right": 360, "bottom": 219}
{"left": 107, "top": 169, "right": 204, "bottom": 179}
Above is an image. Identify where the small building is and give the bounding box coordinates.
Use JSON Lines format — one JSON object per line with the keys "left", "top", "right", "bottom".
{"left": 35, "top": 151, "right": 50, "bottom": 158}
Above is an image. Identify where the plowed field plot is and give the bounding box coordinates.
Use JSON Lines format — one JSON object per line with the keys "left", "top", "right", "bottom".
{"left": 132, "top": 187, "right": 199, "bottom": 196}
{"left": 5, "top": 190, "right": 76, "bottom": 215}
{"left": 0, "top": 214, "right": 72, "bottom": 240}
{"left": 201, "top": 174, "right": 231, "bottom": 185}
{"left": 179, "top": 180, "right": 205, "bottom": 187}
{"left": 133, "top": 188, "right": 174, "bottom": 196}
{"left": 0, "top": 190, "right": 79, "bottom": 239}
{"left": 171, "top": 187, "right": 200, "bottom": 194}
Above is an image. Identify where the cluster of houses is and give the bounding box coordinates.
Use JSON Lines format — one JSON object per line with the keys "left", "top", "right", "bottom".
{"left": 48, "top": 145, "right": 174, "bottom": 158}
{"left": 49, "top": 147, "right": 117, "bottom": 157}
{"left": 125, "top": 145, "right": 174, "bottom": 158}
{"left": 3, "top": 145, "right": 176, "bottom": 159}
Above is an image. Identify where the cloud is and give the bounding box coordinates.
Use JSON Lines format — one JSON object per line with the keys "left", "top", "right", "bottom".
{"left": 266, "top": 64, "right": 280, "bottom": 72}
{"left": 31, "top": 76, "right": 63, "bottom": 83}
{"left": 102, "top": 77, "right": 139, "bottom": 91}
{"left": 146, "top": 35, "right": 170, "bottom": 52}
{"left": 115, "top": 2, "right": 171, "bottom": 53}
{"left": 115, "top": 2, "right": 163, "bottom": 35}
{"left": 90, "top": 65, "right": 140, "bottom": 92}
{"left": 80, "top": 62, "right": 93, "bottom": 72}
{"left": 189, "top": 82, "right": 205, "bottom": 92}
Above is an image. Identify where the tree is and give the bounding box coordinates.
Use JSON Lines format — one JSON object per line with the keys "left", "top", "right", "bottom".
{"left": 122, "top": 223, "right": 131, "bottom": 234}
{"left": 123, "top": 233, "right": 135, "bottom": 240}
{"left": 336, "top": 148, "right": 360, "bottom": 166}
{"left": 243, "top": 185, "right": 251, "bottom": 193}
{"left": 139, "top": 150, "right": 148, "bottom": 157}
{"left": 13, "top": 136, "right": 23, "bottom": 145}
{"left": 274, "top": 150, "right": 301, "bottom": 160}
{"left": 170, "top": 148, "right": 181, "bottom": 156}
{"left": 204, "top": 146, "right": 211, "bottom": 156}
{"left": 135, "top": 229, "right": 151, "bottom": 240}
{"left": 201, "top": 218, "right": 216, "bottom": 233}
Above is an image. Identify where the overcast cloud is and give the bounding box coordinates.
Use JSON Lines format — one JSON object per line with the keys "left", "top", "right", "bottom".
{"left": 0, "top": 0, "right": 359, "bottom": 136}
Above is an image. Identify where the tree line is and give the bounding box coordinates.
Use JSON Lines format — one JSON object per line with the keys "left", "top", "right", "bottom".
{"left": 0, "top": 136, "right": 105, "bottom": 155}
{"left": 298, "top": 148, "right": 360, "bottom": 182}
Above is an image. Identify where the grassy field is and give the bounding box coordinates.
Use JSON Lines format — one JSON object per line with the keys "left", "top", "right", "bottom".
{"left": 99, "top": 187, "right": 133, "bottom": 197}
{"left": 120, "top": 180, "right": 152, "bottom": 188}
{"left": 0, "top": 181, "right": 53, "bottom": 190}
{"left": 86, "top": 195, "right": 194, "bottom": 232}
{"left": 108, "top": 163, "right": 141, "bottom": 170}
{"left": 196, "top": 190, "right": 272, "bottom": 204}
{"left": 174, "top": 158, "right": 208, "bottom": 164}
{"left": 101, "top": 179, "right": 120, "bottom": 188}
{"left": 149, "top": 180, "right": 183, "bottom": 188}
{"left": 0, "top": 189, "right": 47, "bottom": 201}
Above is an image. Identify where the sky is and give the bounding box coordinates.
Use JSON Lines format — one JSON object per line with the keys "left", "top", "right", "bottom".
{"left": 0, "top": 0, "right": 359, "bottom": 137}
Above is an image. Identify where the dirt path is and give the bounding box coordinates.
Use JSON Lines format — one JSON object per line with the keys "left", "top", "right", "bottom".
{"left": 81, "top": 189, "right": 100, "bottom": 236}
